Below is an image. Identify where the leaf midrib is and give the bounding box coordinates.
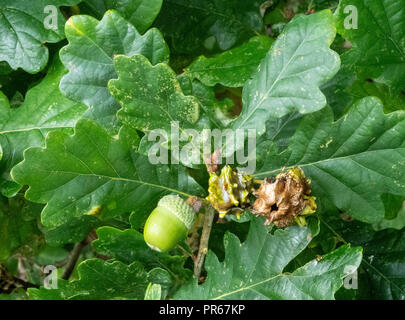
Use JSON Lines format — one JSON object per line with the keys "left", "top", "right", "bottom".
{"left": 189, "top": 61, "right": 261, "bottom": 73}
{"left": 0, "top": 125, "right": 74, "bottom": 134}
{"left": 30, "top": 168, "right": 195, "bottom": 198}
{"left": 233, "top": 28, "right": 311, "bottom": 131}
{"left": 254, "top": 147, "right": 405, "bottom": 177}
{"left": 64, "top": 17, "right": 115, "bottom": 66}
{"left": 212, "top": 254, "right": 353, "bottom": 300}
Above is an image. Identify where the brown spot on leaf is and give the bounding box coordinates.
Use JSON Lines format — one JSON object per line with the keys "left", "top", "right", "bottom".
{"left": 305, "top": 9, "right": 315, "bottom": 15}
{"left": 340, "top": 212, "right": 354, "bottom": 222}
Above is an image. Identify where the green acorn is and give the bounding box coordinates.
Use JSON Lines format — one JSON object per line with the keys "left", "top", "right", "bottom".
{"left": 143, "top": 195, "right": 196, "bottom": 252}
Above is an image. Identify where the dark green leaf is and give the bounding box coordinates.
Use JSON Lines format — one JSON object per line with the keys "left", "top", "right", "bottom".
{"left": 109, "top": 54, "right": 200, "bottom": 133}
{"left": 230, "top": 10, "right": 340, "bottom": 136}
{"left": 185, "top": 36, "right": 273, "bottom": 87}
{"left": 11, "top": 119, "right": 204, "bottom": 228}
{"left": 28, "top": 259, "right": 172, "bottom": 300}
{"left": 59, "top": 10, "right": 169, "bottom": 131}
{"left": 93, "top": 226, "right": 192, "bottom": 280}
{"left": 0, "top": 0, "right": 80, "bottom": 73}
{"left": 256, "top": 97, "right": 405, "bottom": 224}
{"left": 319, "top": 213, "right": 405, "bottom": 300}
{"left": 0, "top": 56, "right": 87, "bottom": 195}
{"left": 44, "top": 216, "right": 100, "bottom": 246}
{"left": 0, "top": 197, "right": 41, "bottom": 261}
{"left": 335, "top": 0, "right": 405, "bottom": 94}
{"left": 175, "top": 217, "right": 362, "bottom": 299}
{"left": 83, "top": 0, "right": 163, "bottom": 33}
{"left": 361, "top": 228, "right": 405, "bottom": 299}
{"left": 155, "top": 0, "right": 263, "bottom": 53}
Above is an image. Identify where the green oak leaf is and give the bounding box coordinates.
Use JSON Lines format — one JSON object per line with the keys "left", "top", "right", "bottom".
{"left": 109, "top": 54, "right": 200, "bottom": 133}
{"left": 134, "top": 73, "right": 235, "bottom": 162}
{"left": 361, "top": 228, "right": 405, "bottom": 299}
{"left": 185, "top": 36, "right": 274, "bottom": 87}
{"left": 335, "top": 0, "right": 405, "bottom": 95}
{"left": 381, "top": 194, "right": 405, "bottom": 221}
{"left": 59, "top": 10, "right": 169, "bottom": 131}
{"left": 0, "top": 61, "right": 12, "bottom": 75}
{"left": 319, "top": 212, "right": 405, "bottom": 300}
{"left": 44, "top": 216, "right": 100, "bottom": 246}
{"left": 374, "top": 208, "right": 405, "bottom": 231}
{"left": 256, "top": 97, "right": 405, "bottom": 224}
{"left": 0, "top": 0, "right": 80, "bottom": 73}
{"left": 174, "top": 217, "right": 362, "bottom": 299}
{"left": 263, "top": 112, "right": 303, "bottom": 151}
{"left": 11, "top": 119, "right": 204, "bottom": 228}
{"left": 0, "top": 196, "right": 41, "bottom": 261}
{"left": 82, "top": 0, "right": 163, "bottom": 33}
{"left": 35, "top": 245, "right": 69, "bottom": 267}
{"left": 93, "top": 226, "right": 192, "bottom": 280}
{"left": 323, "top": 51, "right": 405, "bottom": 118}
{"left": 144, "top": 283, "right": 162, "bottom": 300}
{"left": 0, "top": 56, "right": 87, "bottom": 196}
{"left": 230, "top": 10, "right": 340, "bottom": 136}
{"left": 27, "top": 259, "right": 172, "bottom": 300}
{"left": 177, "top": 74, "right": 234, "bottom": 129}
{"left": 350, "top": 79, "right": 405, "bottom": 113}
{"left": 0, "top": 288, "right": 27, "bottom": 300}
{"left": 321, "top": 53, "right": 357, "bottom": 118}
{"left": 154, "top": 0, "right": 264, "bottom": 53}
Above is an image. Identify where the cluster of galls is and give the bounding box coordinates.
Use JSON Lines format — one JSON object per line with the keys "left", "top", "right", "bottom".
{"left": 206, "top": 166, "right": 316, "bottom": 227}
{"left": 143, "top": 165, "right": 317, "bottom": 252}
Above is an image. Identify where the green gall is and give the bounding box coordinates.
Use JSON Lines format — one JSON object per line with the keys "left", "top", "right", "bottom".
{"left": 206, "top": 165, "right": 254, "bottom": 219}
